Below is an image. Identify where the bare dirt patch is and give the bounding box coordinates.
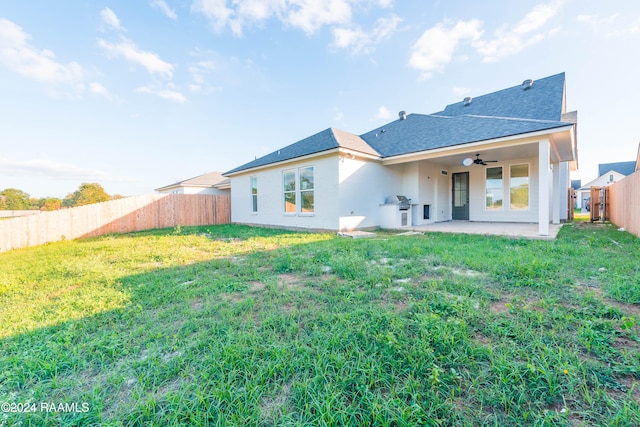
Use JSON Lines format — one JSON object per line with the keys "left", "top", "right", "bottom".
{"left": 250, "top": 281, "right": 266, "bottom": 292}
{"left": 277, "top": 273, "right": 308, "bottom": 291}
{"left": 489, "top": 300, "right": 511, "bottom": 315}
{"left": 191, "top": 298, "right": 203, "bottom": 310}
{"left": 48, "top": 283, "right": 83, "bottom": 299}
{"left": 260, "top": 380, "right": 293, "bottom": 422}
{"left": 474, "top": 333, "right": 492, "bottom": 346}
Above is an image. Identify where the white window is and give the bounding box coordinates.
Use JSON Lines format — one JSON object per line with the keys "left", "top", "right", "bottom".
{"left": 283, "top": 170, "right": 296, "bottom": 213}
{"left": 486, "top": 167, "right": 503, "bottom": 210}
{"left": 299, "top": 166, "right": 314, "bottom": 213}
{"left": 282, "top": 167, "right": 314, "bottom": 214}
{"left": 510, "top": 164, "right": 529, "bottom": 210}
{"left": 250, "top": 176, "right": 258, "bottom": 213}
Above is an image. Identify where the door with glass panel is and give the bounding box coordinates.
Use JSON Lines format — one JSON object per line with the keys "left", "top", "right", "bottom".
{"left": 452, "top": 172, "right": 469, "bottom": 220}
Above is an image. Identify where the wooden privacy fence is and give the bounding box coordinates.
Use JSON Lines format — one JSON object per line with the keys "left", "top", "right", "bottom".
{"left": 0, "top": 194, "right": 230, "bottom": 253}
{"left": 608, "top": 170, "right": 640, "bottom": 238}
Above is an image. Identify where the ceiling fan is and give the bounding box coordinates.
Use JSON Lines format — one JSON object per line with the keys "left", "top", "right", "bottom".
{"left": 462, "top": 153, "right": 498, "bottom": 166}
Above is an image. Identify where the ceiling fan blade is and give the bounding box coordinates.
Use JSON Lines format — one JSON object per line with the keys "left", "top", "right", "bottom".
{"left": 484, "top": 160, "right": 498, "bottom": 163}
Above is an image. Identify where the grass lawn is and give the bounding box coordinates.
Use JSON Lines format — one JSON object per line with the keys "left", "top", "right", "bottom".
{"left": 1, "top": 223, "right": 639, "bottom": 426}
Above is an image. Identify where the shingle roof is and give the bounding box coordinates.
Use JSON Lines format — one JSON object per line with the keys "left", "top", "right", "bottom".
{"left": 225, "top": 72, "right": 572, "bottom": 175}
{"left": 360, "top": 114, "right": 571, "bottom": 157}
{"left": 155, "top": 171, "right": 226, "bottom": 191}
{"left": 597, "top": 161, "right": 636, "bottom": 177}
{"left": 437, "top": 73, "right": 565, "bottom": 121}
{"left": 224, "top": 128, "right": 378, "bottom": 175}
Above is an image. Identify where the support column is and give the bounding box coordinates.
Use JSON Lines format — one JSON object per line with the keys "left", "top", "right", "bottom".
{"left": 552, "top": 162, "right": 560, "bottom": 224}
{"left": 538, "top": 140, "right": 550, "bottom": 236}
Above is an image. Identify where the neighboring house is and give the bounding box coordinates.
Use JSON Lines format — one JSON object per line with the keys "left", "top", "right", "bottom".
{"left": 224, "top": 73, "right": 578, "bottom": 236}
{"left": 577, "top": 160, "right": 637, "bottom": 211}
{"left": 155, "top": 171, "right": 230, "bottom": 195}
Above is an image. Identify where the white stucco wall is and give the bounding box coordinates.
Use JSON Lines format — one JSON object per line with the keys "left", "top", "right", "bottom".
{"left": 229, "top": 149, "right": 567, "bottom": 230}
{"left": 230, "top": 155, "right": 340, "bottom": 230}
{"left": 337, "top": 158, "right": 402, "bottom": 230}
{"left": 230, "top": 155, "right": 404, "bottom": 231}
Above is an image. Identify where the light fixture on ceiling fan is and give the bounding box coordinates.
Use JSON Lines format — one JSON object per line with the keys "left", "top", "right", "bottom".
{"left": 462, "top": 153, "right": 498, "bottom": 166}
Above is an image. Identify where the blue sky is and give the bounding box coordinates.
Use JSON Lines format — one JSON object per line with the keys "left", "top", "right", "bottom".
{"left": 1, "top": 0, "right": 638, "bottom": 198}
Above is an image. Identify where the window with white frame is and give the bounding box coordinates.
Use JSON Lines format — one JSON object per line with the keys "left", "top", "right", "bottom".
{"left": 250, "top": 176, "right": 258, "bottom": 213}
{"left": 282, "top": 167, "right": 314, "bottom": 214}
{"left": 486, "top": 167, "right": 503, "bottom": 210}
{"left": 283, "top": 170, "right": 296, "bottom": 213}
{"left": 299, "top": 166, "right": 314, "bottom": 213}
{"left": 509, "top": 164, "right": 529, "bottom": 210}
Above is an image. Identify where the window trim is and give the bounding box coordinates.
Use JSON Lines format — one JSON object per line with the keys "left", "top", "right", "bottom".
{"left": 281, "top": 165, "right": 315, "bottom": 216}
{"left": 250, "top": 176, "right": 258, "bottom": 214}
{"left": 282, "top": 169, "right": 297, "bottom": 215}
{"left": 485, "top": 165, "right": 504, "bottom": 211}
{"left": 509, "top": 163, "right": 530, "bottom": 211}
{"left": 298, "top": 166, "right": 315, "bottom": 216}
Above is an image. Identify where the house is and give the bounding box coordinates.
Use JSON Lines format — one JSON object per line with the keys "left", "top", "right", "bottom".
{"left": 224, "top": 72, "right": 578, "bottom": 236}
{"left": 155, "top": 171, "right": 230, "bottom": 195}
{"left": 577, "top": 160, "right": 637, "bottom": 210}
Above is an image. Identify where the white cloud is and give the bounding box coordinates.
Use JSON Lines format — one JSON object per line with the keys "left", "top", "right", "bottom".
{"left": 0, "top": 18, "right": 84, "bottom": 87}
{"left": 101, "top": 8, "right": 124, "bottom": 31}
{"left": 192, "top": 0, "right": 390, "bottom": 38}
{"left": 151, "top": 0, "right": 178, "bottom": 20}
{"left": 374, "top": 105, "right": 393, "bottom": 120}
{"left": 332, "top": 14, "right": 401, "bottom": 54}
{"left": 472, "top": 0, "right": 563, "bottom": 63}
{"left": 89, "top": 82, "right": 109, "bottom": 96}
{"left": 409, "top": 19, "right": 483, "bottom": 79}
{"left": 577, "top": 13, "right": 639, "bottom": 38}
{"left": 286, "top": 0, "right": 352, "bottom": 35}
{"left": 0, "top": 156, "right": 108, "bottom": 180}
{"left": 98, "top": 38, "right": 174, "bottom": 78}
{"left": 191, "top": 0, "right": 235, "bottom": 33}
{"left": 135, "top": 85, "right": 187, "bottom": 103}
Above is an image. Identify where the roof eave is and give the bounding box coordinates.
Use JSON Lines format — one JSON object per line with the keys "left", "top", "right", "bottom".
{"left": 224, "top": 148, "right": 341, "bottom": 177}
{"left": 381, "top": 124, "right": 575, "bottom": 165}
{"left": 224, "top": 146, "right": 382, "bottom": 177}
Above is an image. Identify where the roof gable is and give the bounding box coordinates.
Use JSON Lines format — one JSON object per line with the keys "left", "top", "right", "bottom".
{"left": 225, "top": 128, "right": 376, "bottom": 175}
{"left": 598, "top": 161, "right": 636, "bottom": 177}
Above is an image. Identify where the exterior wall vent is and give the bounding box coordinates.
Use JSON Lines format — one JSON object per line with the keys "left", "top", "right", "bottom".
{"left": 398, "top": 111, "right": 407, "bottom": 120}
{"left": 463, "top": 97, "right": 472, "bottom": 106}
{"left": 522, "top": 79, "right": 534, "bottom": 90}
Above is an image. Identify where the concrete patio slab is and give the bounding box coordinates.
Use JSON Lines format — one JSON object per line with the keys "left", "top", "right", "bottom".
{"left": 408, "top": 221, "right": 563, "bottom": 240}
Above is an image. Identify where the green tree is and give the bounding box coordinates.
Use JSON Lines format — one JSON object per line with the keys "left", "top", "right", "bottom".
{"left": 63, "top": 183, "right": 111, "bottom": 207}
{"left": 38, "top": 197, "right": 63, "bottom": 211}
{"left": 0, "top": 188, "right": 31, "bottom": 210}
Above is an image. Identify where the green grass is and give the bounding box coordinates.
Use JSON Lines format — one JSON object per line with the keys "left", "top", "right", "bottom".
{"left": 1, "top": 223, "right": 639, "bottom": 426}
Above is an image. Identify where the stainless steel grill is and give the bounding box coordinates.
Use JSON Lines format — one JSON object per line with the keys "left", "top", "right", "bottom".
{"left": 385, "top": 195, "right": 411, "bottom": 210}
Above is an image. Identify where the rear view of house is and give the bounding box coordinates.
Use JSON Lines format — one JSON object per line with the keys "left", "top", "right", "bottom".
{"left": 224, "top": 73, "right": 578, "bottom": 237}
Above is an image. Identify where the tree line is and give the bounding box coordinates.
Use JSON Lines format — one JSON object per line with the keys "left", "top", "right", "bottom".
{"left": 0, "top": 183, "right": 123, "bottom": 211}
